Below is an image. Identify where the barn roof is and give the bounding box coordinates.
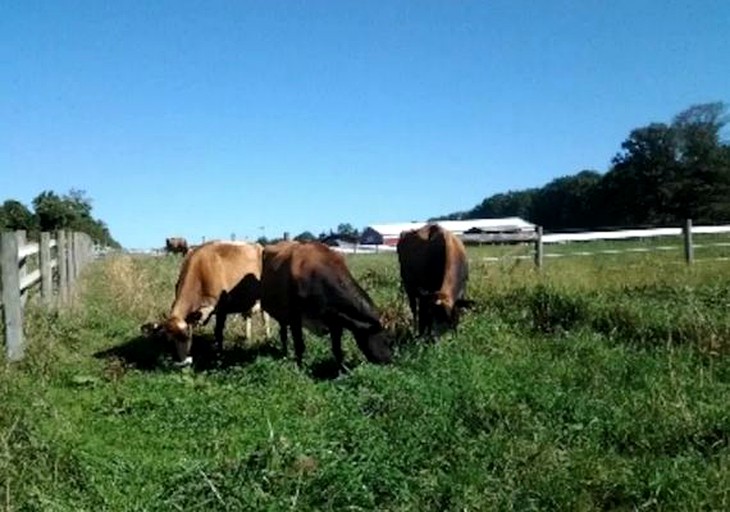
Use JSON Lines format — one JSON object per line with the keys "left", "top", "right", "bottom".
{"left": 365, "top": 217, "right": 535, "bottom": 237}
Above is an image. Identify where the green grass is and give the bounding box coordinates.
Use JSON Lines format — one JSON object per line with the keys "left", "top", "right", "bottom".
{"left": 2, "top": 247, "right": 730, "bottom": 510}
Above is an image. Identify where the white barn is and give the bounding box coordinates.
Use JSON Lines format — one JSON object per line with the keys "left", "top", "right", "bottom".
{"left": 360, "top": 217, "right": 536, "bottom": 246}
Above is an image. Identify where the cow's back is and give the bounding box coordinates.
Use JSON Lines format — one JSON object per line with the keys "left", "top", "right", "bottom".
{"left": 260, "top": 241, "right": 298, "bottom": 323}
{"left": 261, "top": 241, "right": 381, "bottom": 328}
{"left": 397, "top": 224, "right": 448, "bottom": 294}
{"left": 173, "top": 241, "right": 263, "bottom": 316}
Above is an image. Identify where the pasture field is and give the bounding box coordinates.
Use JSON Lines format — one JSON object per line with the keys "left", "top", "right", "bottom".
{"left": 2, "top": 243, "right": 730, "bottom": 511}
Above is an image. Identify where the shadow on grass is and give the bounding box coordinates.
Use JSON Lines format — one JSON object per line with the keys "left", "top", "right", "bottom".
{"left": 308, "top": 357, "right": 351, "bottom": 381}
{"left": 93, "top": 326, "right": 414, "bottom": 378}
{"left": 93, "top": 333, "right": 287, "bottom": 372}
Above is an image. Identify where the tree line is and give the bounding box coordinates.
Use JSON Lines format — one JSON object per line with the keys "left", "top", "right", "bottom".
{"left": 0, "top": 189, "right": 120, "bottom": 248}
{"left": 433, "top": 102, "right": 730, "bottom": 231}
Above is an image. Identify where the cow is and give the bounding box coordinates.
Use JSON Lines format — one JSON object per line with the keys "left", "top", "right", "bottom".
{"left": 142, "top": 240, "right": 271, "bottom": 365}
{"left": 397, "top": 223, "right": 474, "bottom": 337}
{"left": 260, "top": 240, "right": 392, "bottom": 369}
{"left": 165, "top": 237, "right": 189, "bottom": 255}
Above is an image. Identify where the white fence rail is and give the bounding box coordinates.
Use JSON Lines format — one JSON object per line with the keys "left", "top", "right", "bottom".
{"left": 329, "top": 220, "right": 730, "bottom": 267}
{"left": 542, "top": 224, "right": 730, "bottom": 244}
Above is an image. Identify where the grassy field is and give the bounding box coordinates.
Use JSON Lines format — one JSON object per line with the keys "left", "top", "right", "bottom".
{"left": 2, "top": 242, "right": 730, "bottom": 511}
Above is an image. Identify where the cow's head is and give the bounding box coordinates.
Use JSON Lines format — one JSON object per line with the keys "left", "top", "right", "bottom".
{"left": 354, "top": 328, "right": 393, "bottom": 364}
{"left": 140, "top": 316, "right": 193, "bottom": 366}
{"left": 421, "top": 290, "right": 475, "bottom": 333}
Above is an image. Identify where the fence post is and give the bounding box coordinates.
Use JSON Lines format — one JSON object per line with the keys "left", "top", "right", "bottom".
{"left": 1, "top": 232, "right": 24, "bottom": 361}
{"left": 683, "top": 219, "right": 694, "bottom": 265}
{"left": 15, "top": 231, "right": 28, "bottom": 307}
{"left": 40, "top": 232, "right": 52, "bottom": 305}
{"left": 57, "top": 231, "right": 68, "bottom": 305}
{"left": 66, "top": 230, "right": 75, "bottom": 293}
{"left": 534, "top": 226, "right": 544, "bottom": 270}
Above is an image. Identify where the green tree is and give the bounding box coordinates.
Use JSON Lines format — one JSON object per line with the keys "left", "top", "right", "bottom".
{"left": 1, "top": 200, "right": 37, "bottom": 233}
{"left": 336, "top": 223, "right": 359, "bottom": 238}
{"left": 531, "top": 170, "right": 602, "bottom": 229}
{"left": 670, "top": 102, "right": 730, "bottom": 222}
{"left": 597, "top": 123, "right": 680, "bottom": 226}
{"left": 294, "top": 231, "right": 316, "bottom": 242}
{"left": 33, "top": 191, "right": 76, "bottom": 231}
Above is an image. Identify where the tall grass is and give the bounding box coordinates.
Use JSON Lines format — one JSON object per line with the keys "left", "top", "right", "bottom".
{"left": 1, "top": 248, "right": 730, "bottom": 510}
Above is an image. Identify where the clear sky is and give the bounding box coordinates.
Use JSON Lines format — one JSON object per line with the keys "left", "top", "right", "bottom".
{"left": 2, "top": 1, "right": 729, "bottom": 248}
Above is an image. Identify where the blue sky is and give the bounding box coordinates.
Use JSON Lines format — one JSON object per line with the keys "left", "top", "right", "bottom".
{"left": 2, "top": 1, "right": 729, "bottom": 248}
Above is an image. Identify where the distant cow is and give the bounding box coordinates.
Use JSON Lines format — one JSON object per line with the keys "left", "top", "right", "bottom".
{"left": 260, "top": 241, "right": 392, "bottom": 369}
{"left": 165, "top": 237, "right": 189, "bottom": 255}
{"left": 142, "top": 241, "right": 271, "bottom": 365}
{"left": 397, "top": 224, "right": 474, "bottom": 336}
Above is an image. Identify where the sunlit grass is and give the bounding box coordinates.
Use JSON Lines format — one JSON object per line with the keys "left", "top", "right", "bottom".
{"left": 2, "top": 244, "right": 730, "bottom": 510}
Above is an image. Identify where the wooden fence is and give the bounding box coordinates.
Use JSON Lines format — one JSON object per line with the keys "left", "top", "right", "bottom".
{"left": 1, "top": 230, "right": 94, "bottom": 362}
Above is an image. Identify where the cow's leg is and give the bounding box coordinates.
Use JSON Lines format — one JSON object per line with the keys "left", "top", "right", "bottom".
{"left": 245, "top": 316, "right": 253, "bottom": 340}
{"left": 407, "top": 294, "right": 419, "bottom": 332}
{"left": 263, "top": 311, "right": 272, "bottom": 338}
{"left": 279, "top": 322, "right": 288, "bottom": 357}
{"left": 198, "top": 305, "right": 216, "bottom": 326}
{"left": 291, "top": 317, "right": 305, "bottom": 368}
{"left": 329, "top": 324, "right": 344, "bottom": 369}
{"left": 417, "top": 298, "right": 429, "bottom": 337}
{"left": 214, "top": 312, "right": 227, "bottom": 353}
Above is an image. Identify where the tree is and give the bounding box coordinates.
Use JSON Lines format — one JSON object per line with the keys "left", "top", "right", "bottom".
{"left": 466, "top": 189, "right": 538, "bottom": 220}
{"left": 33, "top": 191, "right": 76, "bottom": 231}
{"left": 336, "top": 223, "right": 359, "bottom": 238}
{"left": 1, "top": 200, "right": 37, "bottom": 232}
{"left": 671, "top": 102, "right": 730, "bottom": 222}
{"left": 531, "top": 170, "right": 602, "bottom": 229}
{"left": 294, "top": 231, "right": 316, "bottom": 242}
{"left": 29, "top": 189, "right": 121, "bottom": 248}
{"left": 600, "top": 123, "right": 679, "bottom": 226}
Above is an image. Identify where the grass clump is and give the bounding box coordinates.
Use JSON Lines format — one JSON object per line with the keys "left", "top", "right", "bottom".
{"left": 1, "top": 246, "right": 730, "bottom": 510}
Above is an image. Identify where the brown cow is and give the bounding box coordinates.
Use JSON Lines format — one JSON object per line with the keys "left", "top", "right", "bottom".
{"left": 165, "top": 237, "right": 189, "bottom": 255}
{"left": 397, "top": 223, "right": 474, "bottom": 336}
{"left": 143, "top": 240, "right": 271, "bottom": 365}
{"left": 260, "top": 241, "right": 392, "bottom": 369}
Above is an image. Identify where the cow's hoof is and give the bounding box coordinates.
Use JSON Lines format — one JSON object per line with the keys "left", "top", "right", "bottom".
{"left": 174, "top": 356, "right": 193, "bottom": 368}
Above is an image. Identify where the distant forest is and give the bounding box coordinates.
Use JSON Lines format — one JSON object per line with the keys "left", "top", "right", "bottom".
{"left": 0, "top": 189, "right": 120, "bottom": 248}
{"left": 433, "top": 102, "right": 730, "bottom": 231}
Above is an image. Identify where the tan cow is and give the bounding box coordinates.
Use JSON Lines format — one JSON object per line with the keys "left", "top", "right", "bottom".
{"left": 397, "top": 223, "right": 474, "bottom": 336}
{"left": 143, "top": 240, "right": 271, "bottom": 365}
{"left": 260, "top": 241, "right": 392, "bottom": 369}
{"left": 165, "top": 237, "right": 189, "bottom": 255}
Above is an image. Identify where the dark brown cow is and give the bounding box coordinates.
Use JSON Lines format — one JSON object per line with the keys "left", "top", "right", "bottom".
{"left": 260, "top": 241, "right": 392, "bottom": 368}
{"left": 165, "top": 237, "right": 189, "bottom": 255}
{"left": 397, "top": 224, "right": 474, "bottom": 336}
{"left": 143, "top": 240, "right": 271, "bottom": 365}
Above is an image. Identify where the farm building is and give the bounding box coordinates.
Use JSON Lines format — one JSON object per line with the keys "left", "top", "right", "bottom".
{"left": 360, "top": 217, "right": 537, "bottom": 246}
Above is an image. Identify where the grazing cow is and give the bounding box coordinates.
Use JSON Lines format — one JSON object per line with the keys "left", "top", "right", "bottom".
{"left": 165, "top": 237, "right": 189, "bottom": 255}
{"left": 397, "top": 223, "right": 474, "bottom": 336}
{"left": 260, "top": 241, "right": 392, "bottom": 368}
{"left": 142, "top": 240, "right": 271, "bottom": 365}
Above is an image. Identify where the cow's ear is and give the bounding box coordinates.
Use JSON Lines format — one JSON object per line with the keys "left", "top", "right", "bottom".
{"left": 141, "top": 322, "right": 162, "bottom": 337}
{"left": 455, "top": 298, "right": 476, "bottom": 310}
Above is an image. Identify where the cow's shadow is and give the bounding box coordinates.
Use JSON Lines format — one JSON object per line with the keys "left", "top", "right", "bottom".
{"left": 308, "top": 357, "right": 357, "bottom": 381}
{"left": 93, "top": 333, "right": 286, "bottom": 373}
